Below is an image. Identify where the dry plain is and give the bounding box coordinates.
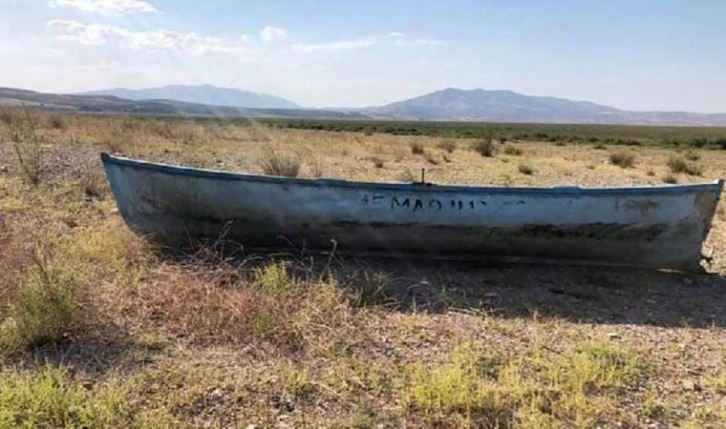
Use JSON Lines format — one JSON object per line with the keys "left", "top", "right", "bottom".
{"left": 1, "top": 111, "right": 725, "bottom": 428}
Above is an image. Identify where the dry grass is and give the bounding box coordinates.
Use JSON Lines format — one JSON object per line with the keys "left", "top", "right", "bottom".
{"left": 471, "top": 138, "right": 497, "bottom": 157}
{"left": 0, "top": 110, "right": 725, "bottom": 427}
{"left": 258, "top": 147, "right": 301, "bottom": 177}
{"left": 667, "top": 156, "right": 704, "bottom": 176}
{"left": 609, "top": 151, "right": 636, "bottom": 168}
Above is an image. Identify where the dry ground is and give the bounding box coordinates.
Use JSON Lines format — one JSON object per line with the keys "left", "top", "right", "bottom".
{"left": 1, "top": 111, "right": 725, "bottom": 428}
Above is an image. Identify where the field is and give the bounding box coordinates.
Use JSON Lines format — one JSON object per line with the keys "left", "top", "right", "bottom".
{"left": 1, "top": 111, "right": 726, "bottom": 428}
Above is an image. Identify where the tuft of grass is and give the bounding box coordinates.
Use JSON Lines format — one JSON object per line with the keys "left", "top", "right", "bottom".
{"left": 517, "top": 163, "right": 534, "bottom": 175}
{"left": 424, "top": 151, "right": 439, "bottom": 165}
{"left": 436, "top": 139, "right": 457, "bottom": 153}
{"left": 258, "top": 147, "right": 301, "bottom": 177}
{"left": 471, "top": 139, "right": 497, "bottom": 157}
{"left": 4, "top": 107, "right": 44, "bottom": 185}
{"left": 49, "top": 115, "right": 66, "bottom": 130}
{"left": 662, "top": 174, "right": 678, "bottom": 184}
{"left": 371, "top": 157, "right": 385, "bottom": 168}
{"left": 1, "top": 229, "right": 84, "bottom": 350}
{"left": 609, "top": 151, "right": 635, "bottom": 168}
{"left": 502, "top": 145, "right": 523, "bottom": 156}
{"left": 307, "top": 157, "right": 325, "bottom": 178}
{"left": 667, "top": 156, "right": 703, "bottom": 176}
{"left": 685, "top": 150, "right": 700, "bottom": 161}
{"left": 397, "top": 169, "right": 416, "bottom": 183}
{"left": 0, "top": 365, "right": 177, "bottom": 427}
{"left": 410, "top": 142, "right": 424, "bottom": 155}
{"left": 646, "top": 168, "right": 655, "bottom": 176}
{"left": 255, "top": 261, "right": 296, "bottom": 296}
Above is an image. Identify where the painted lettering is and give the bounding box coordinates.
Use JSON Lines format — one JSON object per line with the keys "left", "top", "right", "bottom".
{"left": 391, "top": 197, "right": 410, "bottom": 210}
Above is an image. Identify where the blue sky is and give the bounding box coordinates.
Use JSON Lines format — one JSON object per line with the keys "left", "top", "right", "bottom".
{"left": 2, "top": 0, "right": 726, "bottom": 111}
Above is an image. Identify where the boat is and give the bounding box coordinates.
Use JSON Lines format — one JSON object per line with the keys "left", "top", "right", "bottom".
{"left": 101, "top": 153, "right": 724, "bottom": 272}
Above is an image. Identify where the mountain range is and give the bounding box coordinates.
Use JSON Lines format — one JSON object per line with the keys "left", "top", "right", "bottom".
{"left": 79, "top": 85, "right": 300, "bottom": 109}
{"left": 1, "top": 84, "right": 726, "bottom": 126}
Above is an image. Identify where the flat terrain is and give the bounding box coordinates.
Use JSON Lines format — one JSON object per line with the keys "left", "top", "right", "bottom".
{"left": 1, "top": 112, "right": 725, "bottom": 428}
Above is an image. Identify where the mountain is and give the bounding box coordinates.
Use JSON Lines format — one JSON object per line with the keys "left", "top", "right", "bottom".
{"left": 78, "top": 84, "right": 301, "bottom": 109}
{"left": 365, "top": 88, "right": 726, "bottom": 126}
{"left": 0, "top": 87, "right": 368, "bottom": 119}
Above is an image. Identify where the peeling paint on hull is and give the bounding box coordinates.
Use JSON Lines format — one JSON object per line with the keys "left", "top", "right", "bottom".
{"left": 101, "top": 153, "right": 724, "bottom": 272}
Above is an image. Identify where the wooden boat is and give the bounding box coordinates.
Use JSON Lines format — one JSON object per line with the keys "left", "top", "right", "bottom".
{"left": 101, "top": 153, "right": 723, "bottom": 272}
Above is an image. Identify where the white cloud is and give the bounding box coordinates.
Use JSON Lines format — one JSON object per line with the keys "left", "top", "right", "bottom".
{"left": 260, "top": 26, "right": 287, "bottom": 43}
{"left": 292, "top": 38, "right": 376, "bottom": 53}
{"left": 49, "top": 0, "right": 157, "bottom": 14}
{"left": 47, "top": 20, "right": 248, "bottom": 55}
{"left": 387, "top": 32, "right": 445, "bottom": 47}
{"left": 412, "top": 37, "right": 445, "bottom": 46}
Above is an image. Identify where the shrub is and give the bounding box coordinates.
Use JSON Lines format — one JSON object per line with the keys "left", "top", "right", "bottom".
{"left": 410, "top": 142, "right": 424, "bottom": 155}
{"left": 49, "top": 115, "right": 66, "bottom": 130}
{"left": 662, "top": 174, "right": 678, "bottom": 184}
{"left": 4, "top": 107, "right": 44, "bottom": 185}
{"left": 259, "top": 148, "right": 301, "bottom": 177}
{"left": 685, "top": 150, "right": 700, "bottom": 161}
{"left": 667, "top": 156, "right": 703, "bottom": 176}
{"left": 594, "top": 143, "right": 607, "bottom": 150}
{"left": 502, "top": 145, "right": 523, "bottom": 156}
{"left": 437, "top": 139, "right": 457, "bottom": 153}
{"left": 424, "top": 151, "right": 439, "bottom": 165}
{"left": 518, "top": 163, "right": 534, "bottom": 175}
{"left": 609, "top": 152, "right": 635, "bottom": 168}
{"left": 1, "top": 229, "right": 85, "bottom": 350}
{"left": 471, "top": 139, "right": 497, "bottom": 157}
{"left": 397, "top": 169, "right": 416, "bottom": 182}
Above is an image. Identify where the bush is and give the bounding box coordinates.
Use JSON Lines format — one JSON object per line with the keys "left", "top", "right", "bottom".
{"left": 4, "top": 107, "right": 44, "bottom": 185}
{"left": 49, "top": 115, "right": 66, "bottom": 130}
{"left": 662, "top": 174, "right": 678, "bottom": 184}
{"left": 471, "top": 139, "right": 497, "bottom": 157}
{"left": 410, "top": 142, "right": 424, "bottom": 155}
{"left": 667, "top": 156, "right": 703, "bottom": 176}
{"left": 609, "top": 152, "right": 635, "bottom": 168}
{"left": 424, "top": 151, "right": 439, "bottom": 165}
{"left": 259, "top": 148, "right": 301, "bottom": 177}
{"left": 436, "top": 139, "right": 457, "bottom": 153}
{"left": 685, "top": 151, "right": 700, "bottom": 161}
{"left": 518, "top": 163, "right": 534, "bottom": 175}
{"left": 502, "top": 145, "right": 523, "bottom": 156}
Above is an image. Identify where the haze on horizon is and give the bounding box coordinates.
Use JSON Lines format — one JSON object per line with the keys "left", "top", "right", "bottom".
{"left": 2, "top": 0, "right": 726, "bottom": 113}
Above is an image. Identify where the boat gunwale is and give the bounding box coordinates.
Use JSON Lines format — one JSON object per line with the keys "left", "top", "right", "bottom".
{"left": 101, "top": 152, "right": 725, "bottom": 197}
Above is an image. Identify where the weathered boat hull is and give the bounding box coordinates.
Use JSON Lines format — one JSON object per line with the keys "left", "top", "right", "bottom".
{"left": 101, "top": 153, "right": 723, "bottom": 271}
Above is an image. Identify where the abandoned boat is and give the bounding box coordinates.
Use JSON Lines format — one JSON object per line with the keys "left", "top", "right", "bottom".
{"left": 101, "top": 153, "right": 723, "bottom": 271}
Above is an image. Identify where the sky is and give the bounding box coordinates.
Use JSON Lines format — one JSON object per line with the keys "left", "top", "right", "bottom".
{"left": 2, "top": 0, "right": 726, "bottom": 111}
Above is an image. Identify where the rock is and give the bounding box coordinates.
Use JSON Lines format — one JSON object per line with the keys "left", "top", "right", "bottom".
{"left": 0, "top": 165, "right": 7, "bottom": 174}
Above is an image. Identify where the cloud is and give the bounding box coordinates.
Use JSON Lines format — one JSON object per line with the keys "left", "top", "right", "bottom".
{"left": 47, "top": 20, "right": 248, "bottom": 55}
{"left": 387, "top": 32, "right": 445, "bottom": 47}
{"left": 49, "top": 0, "right": 158, "bottom": 14}
{"left": 291, "top": 38, "right": 376, "bottom": 53}
{"left": 260, "top": 26, "right": 287, "bottom": 43}
{"left": 412, "top": 37, "right": 445, "bottom": 46}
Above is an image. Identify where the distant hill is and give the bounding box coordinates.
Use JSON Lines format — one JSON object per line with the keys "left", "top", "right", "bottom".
{"left": 0, "top": 87, "right": 368, "bottom": 119}
{"left": 365, "top": 88, "right": 726, "bottom": 126}
{"left": 79, "top": 84, "right": 301, "bottom": 109}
